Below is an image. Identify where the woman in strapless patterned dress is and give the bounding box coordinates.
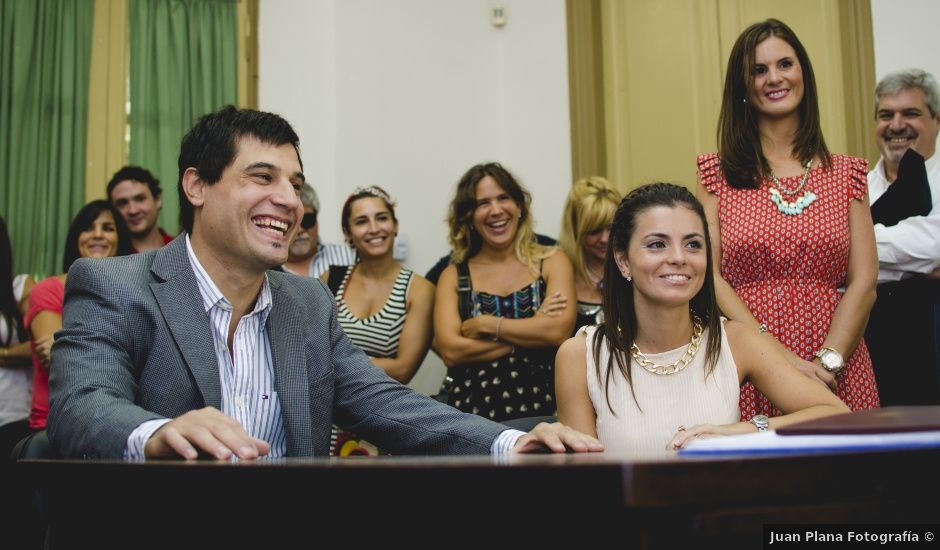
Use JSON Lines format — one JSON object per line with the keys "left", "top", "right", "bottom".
{"left": 434, "top": 163, "right": 576, "bottom": 422}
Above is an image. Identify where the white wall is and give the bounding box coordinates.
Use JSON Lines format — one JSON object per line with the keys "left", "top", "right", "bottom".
{"left": 259, "top": 0, "right": 572, "bottom": 394}
{"left": 870, "top": 0, "right": 940, "bottom": 83}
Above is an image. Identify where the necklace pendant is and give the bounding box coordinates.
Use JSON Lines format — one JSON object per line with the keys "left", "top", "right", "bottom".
{"left": 769, "top": 187, "right": 816, "bottom": 215}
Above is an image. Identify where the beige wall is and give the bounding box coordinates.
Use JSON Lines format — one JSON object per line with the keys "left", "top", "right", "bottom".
{"left": 871, "top": 0, "right": 940, "bottom": 82}
{"left": 258, "top": 0, "right": 573, "bottom": 395}
{"left": 576, "top": 0, "right": 875, "bottom": 193}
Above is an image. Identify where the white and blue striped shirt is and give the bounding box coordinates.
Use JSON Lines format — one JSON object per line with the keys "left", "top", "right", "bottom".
{"left": 126, "top": 236, "right": 523, "bottom": 458}
{"left": 311, "top": 242, "right": 357, "bottom": 278}
{"left": 284, "top": 242, "right": 357, "bottom": 278}
{"left": 125, "top": 236, "right": 287, "bottom": 459}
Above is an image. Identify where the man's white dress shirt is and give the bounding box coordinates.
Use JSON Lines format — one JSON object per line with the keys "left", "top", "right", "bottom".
{"left": 868, "top": 153, "right": 940, "bottom": 283}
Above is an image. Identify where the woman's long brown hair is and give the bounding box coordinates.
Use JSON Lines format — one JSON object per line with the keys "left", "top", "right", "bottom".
{"left": 593, "top": 183, "right": 722, "bottom": 413}
{"left": 717, "top": 18, "right": 831, "bottom": 189}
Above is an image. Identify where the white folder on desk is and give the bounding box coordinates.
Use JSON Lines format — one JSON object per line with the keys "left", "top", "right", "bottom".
{"left": 678, "top": 430, "right": 940, "bottom": 456}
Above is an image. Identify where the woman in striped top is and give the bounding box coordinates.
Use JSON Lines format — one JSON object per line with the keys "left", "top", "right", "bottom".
{"left": 322, "top": 186, "right": 435, "bottom": 455}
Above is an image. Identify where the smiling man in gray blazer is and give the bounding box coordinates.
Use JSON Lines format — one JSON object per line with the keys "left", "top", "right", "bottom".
{"left": 46, "top": 106, "right": 600, "bottom": 460}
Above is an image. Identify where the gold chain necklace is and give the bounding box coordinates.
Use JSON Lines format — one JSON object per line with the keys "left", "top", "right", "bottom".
{"left": 630, "top": 316, "right": 704, "bottom": 375}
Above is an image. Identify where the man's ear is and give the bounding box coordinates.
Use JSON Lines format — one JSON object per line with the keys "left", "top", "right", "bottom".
{"left": 181, "top": 167, "right": 205, "bottom": 208}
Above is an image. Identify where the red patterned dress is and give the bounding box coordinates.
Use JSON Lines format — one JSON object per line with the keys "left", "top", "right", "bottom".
{"left": 697, "top": 153, "right": 880, "bottom": 417}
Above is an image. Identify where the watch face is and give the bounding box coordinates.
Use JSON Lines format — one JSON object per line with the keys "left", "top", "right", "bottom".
{"left": 752, "top": 415, "right": 769, "bottom": 429}
{"left": 820, "top": 350, "right": 843, "bottom": 371}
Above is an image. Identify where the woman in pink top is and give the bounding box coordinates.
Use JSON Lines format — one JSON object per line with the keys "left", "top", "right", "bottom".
{"left": 26, "top": 200, "right": 132, "bottom": 430}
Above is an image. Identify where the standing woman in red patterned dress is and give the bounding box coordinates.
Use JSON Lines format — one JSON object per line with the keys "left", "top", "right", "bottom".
{"left": 697, "top": 18, "right": 879, "bottom": 417}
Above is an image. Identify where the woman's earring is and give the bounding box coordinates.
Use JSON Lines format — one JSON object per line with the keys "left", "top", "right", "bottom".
{"left": 626, "top": 273, "right": 632, "bottom": 282}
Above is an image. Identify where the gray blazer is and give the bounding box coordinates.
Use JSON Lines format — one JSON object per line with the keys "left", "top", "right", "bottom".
{"left": 47, "top": 237, "right": 506, "bottom": 458}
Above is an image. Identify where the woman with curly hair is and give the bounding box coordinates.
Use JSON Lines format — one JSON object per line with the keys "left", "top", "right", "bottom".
{"left": 434, "top": 163, "right": 575, "bottom": 421}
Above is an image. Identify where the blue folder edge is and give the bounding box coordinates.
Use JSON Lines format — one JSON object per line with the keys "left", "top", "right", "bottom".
{"left": 678, "top": 430, "right": 940, "bottom": 457}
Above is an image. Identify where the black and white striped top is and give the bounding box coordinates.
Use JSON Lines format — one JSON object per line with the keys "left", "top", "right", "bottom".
{"left": 335, "top": 265, "right": 413, "bottom": 358}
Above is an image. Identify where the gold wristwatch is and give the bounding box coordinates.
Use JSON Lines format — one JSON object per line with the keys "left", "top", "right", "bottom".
{"left": 814, "top": 346, "right": 844, "bottom": 376}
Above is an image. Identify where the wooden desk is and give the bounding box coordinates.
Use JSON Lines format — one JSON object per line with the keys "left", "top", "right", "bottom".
{"left": 18, "top": 448, "right": 939, "bottom": 548}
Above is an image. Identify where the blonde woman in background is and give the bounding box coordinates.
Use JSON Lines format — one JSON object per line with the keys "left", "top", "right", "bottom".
{"left": 558, "top": 177, "right": 621, "bottom": 332}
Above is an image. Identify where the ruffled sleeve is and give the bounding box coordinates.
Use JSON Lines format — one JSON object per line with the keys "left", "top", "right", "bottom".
{"left": 846, "top": 155, "right": 869, "bottom": 202}
{"left": 696, "top": 153, "right": 724, "bottom": 195}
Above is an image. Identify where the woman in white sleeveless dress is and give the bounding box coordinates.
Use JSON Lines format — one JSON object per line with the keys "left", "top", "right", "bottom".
{"left": 555, "top": 183, "right": 848, "bottom": 455}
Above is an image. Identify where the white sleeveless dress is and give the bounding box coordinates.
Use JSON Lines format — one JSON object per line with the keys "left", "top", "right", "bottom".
{"left": 583, "top": 321, "right": 740, "bottom": 456}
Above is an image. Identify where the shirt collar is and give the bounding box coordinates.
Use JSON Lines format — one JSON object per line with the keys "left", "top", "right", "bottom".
{"left": 873, "top": 157, "right": 887, "bottom": 182}
{"left": 926, "top": 150, "right": 939, "bottom": 174}
{"left": 185, "top": 234, "right": 273, "bottom": 320}
{"left": 875, "top": 151, "right": 939, "bottom": 182}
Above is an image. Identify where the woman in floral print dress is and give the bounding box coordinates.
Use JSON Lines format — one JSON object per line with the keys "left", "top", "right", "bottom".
{"left": 697, "top": 19, "right": 880, "bottom": 417}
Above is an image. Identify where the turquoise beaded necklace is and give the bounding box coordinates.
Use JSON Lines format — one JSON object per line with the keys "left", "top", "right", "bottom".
{"left": 768, "top": 159, "right": 816, "bottom": 215}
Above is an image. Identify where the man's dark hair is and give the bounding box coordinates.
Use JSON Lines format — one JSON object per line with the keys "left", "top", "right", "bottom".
{"left": 177, "top": 105, "right": 301, "bottom": 234}
{"left": 106, "top": 166, "right": 162, "bottom": 200}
